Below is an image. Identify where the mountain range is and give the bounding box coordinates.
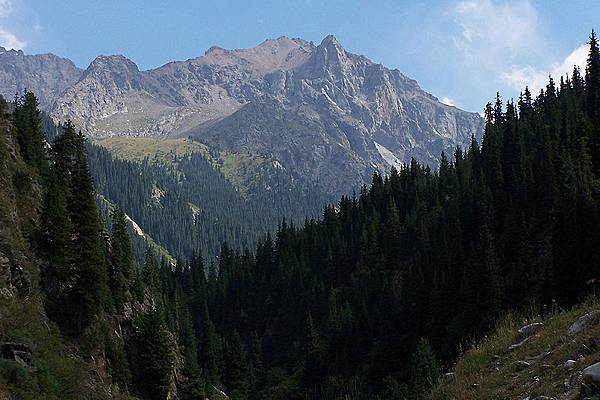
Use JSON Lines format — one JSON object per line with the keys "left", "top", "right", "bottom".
{"left": 0, "top": 36, "right": 483, "bottom": 196}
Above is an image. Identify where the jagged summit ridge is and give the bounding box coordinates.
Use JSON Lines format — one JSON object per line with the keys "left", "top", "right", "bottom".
{"left": 2, "top": 35, "right": 483, "bottom": 196}
{"left": 0, "top": 48, "right": 82, "bottom": 109}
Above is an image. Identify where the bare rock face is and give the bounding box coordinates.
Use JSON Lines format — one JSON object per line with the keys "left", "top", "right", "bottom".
{"left": 197, "top": 35, "right": 483, "bottom": 195}
{"left": 51, "top": 37, "right": 316, "bottom": 137}
{"left": 10, "top": 36, "right": 483, "bottom": 196}
{"left": 0, "top": 47, "right": 82, "bottom": 109}
{"left": 0, "top": 342, "right": 33, "bottom": 369}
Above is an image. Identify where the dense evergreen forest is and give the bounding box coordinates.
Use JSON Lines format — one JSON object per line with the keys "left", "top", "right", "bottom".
{"left": 86, "top": 141, "right": 329, "bottom": 262}
{"left": 1, "top": 31, "right": 598, "bottom": 400}
{"left": 151, "top": 31, "right": 600, "bottom": 399}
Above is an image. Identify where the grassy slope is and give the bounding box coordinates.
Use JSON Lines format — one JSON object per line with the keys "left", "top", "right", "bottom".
{"left": 95, "top": 137, "right": 268, "bottom": 195}
{"left": 433, "top": 297, "right": 600, "bottom": 400}
{"left": 95, "top": 137, "right": 210, "bottom": 163}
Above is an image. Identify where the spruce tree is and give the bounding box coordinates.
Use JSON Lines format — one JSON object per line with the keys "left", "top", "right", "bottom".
{"left": 13, "top": 91, "right": 48, "bottom": 175}
{"left": 109, "top": 206, "right": 135, "bottom": 310}
{"left": 142, "top": 247, "right": 161, "bottom": 290}
{"left": 136, "top": 311, "right": 175, "bottom": 400}
{"left": 179, "top": 307, "right": 200, "bottom": 376}
{"left": 67, "top": 128, "right": 110, "bottom": 331}
{"left": 40, "top": 168, "right": 73, "bottom": 313}
{"left": 586, "top": 30, "right": 600, "bottom": 122}
{"left": 225, "top": 331, "right": 250, "bottom": 400}
{"left": 249, "top": 332, "right": 264, "bottom": 398}
{"left": 586, "top": 29, "right": 600, "bottom": 171}
{"left": 410, "top": 339, "right": 440, "bottom": 400}
{"left": 201, "top": 300, "right": 222, "bottom": 389}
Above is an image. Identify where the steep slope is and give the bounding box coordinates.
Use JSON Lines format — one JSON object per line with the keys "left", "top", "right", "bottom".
{"left": 0, "top": 47, "right": 82, "bottom": 109}
{"left": 0, "top": 100, "right": 119, "bottom": 399}
{"left": 88, "top": 137, "right": 329, "bottom": 261}
{"left": 45, "top": 35, "right": 481, "bottom": 196}
{"left": 433, "top": 298, "right": 600, "bottom": 400}
{"left": 199, "top": 36, "right": 483, "bottom": 195}
{"left": 51, "top": 37, "right": 315, "bottom": 136}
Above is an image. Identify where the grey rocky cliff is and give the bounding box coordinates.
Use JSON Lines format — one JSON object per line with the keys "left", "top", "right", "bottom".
{"left": 7, "top": 36, "right": 483, "bottom": 196}
{"left": 197, "top": 35, "right": 483, "bottom": 195}
{"left": 0, "top": 46, "right": 82, "bottom": 109}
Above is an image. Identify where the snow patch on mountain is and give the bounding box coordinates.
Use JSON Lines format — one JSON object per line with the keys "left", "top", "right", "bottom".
{"left": 321, "top": 87, "right": 343, "bottom": 111}
{"left": 374, "top": 141, "right": 402, "bottom": 169}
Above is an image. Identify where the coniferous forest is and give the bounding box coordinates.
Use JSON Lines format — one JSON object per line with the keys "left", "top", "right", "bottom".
{"left": 0, "top": 31, "right": 599, "bottom": 400}
{"left": 86, "top": 141, "right": 329, "bottom": 262}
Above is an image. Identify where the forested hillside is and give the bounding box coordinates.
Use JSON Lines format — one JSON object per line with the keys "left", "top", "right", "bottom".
{"left": 148, "top": 31, "right": 600, "bottom": 399}
{"left": 1, "top": 30, "right": 599, "bottom": 400}
{"left": 0, "top": 93, "right": 126, "bottom": 399}
{"left": 86, "top": 138, "right": 329, "bottom": 261}
{"left": 1, "top": 91, "right": 207, "bottom": 399}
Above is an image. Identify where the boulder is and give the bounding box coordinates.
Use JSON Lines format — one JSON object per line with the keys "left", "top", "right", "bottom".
{"left": 0, "top": 252, "right": 30, "bottom": 298}
{"left": 518, "top": 322, "right": 543, "bottom": 337}
{"left": 566, "top": 310, "right": 600, "bottom": 337}
{"left": 582, "top": 362, "right": 600, "bottom": 397}
{"left": 509, "top": 336, "right": 531, "bottom": 351}
{"left": 1, "top": 342, "right": 33, "bottom": 366}
{"left": 10, "top": 263, "right": 30, "bottom": 297}
{"left": 511, "top": 360, "right": 530, "bottom": 371}
{"left": 563, "top": 359, "right": 576, "bottom": 370}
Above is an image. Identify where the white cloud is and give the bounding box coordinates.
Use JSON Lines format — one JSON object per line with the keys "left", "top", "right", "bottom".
{"left": 453, "top": 0, "right": 542, "bottom": 67}
{"left": 0, "top": 0, "right": 11, "bottom": 17}
{"left": 501, "top": 44, "right": 588, "bottom": 93}
{"left": 0, "top": 0, "right": 23, "bottom": 50}
{"left": 0, "top": 28, "right": 26, "bottom": 49}
{"left": 441, "top": 97, "right": 456, "bottom": 106}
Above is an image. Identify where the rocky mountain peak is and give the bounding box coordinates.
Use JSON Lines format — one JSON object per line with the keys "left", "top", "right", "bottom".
{"left": 297, "top": 34, "right": 357, "bottom": 79}
{"left": 198, "top": 36, "right": 313, "bottom": 76}
{"left": 87, "top": 55, "right": 140, "bottom": 74}
{"left": 0, "top": 48, "right": 82, "bottom": 109}
{"left": 0, "top": 46, "right": 25, "bottom": 56}
{"left": 316, "top": 34, "right": 348, "bottom": 65}
{"left": 204, "top": 45, "right": 226, "bottom": 56}
{"left": 321, "top": 34, "right": 341, "bottom": 48}
{"left": 83, "top": 55, "right": 142, "bottom": 88}
{"left": 257, "top": 36, "right": 312, "bottom": 50}
{"left": 4, "top": 36, "right": 483, "bottom": 197}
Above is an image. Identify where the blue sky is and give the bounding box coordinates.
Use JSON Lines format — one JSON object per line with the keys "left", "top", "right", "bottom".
{"left": 0, "top": 0, "right": 597, "bottom": 112}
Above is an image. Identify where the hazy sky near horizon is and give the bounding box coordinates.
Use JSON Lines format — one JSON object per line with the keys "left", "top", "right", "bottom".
{"left": 0, "top": 0, "right": 597, "bottom": 112}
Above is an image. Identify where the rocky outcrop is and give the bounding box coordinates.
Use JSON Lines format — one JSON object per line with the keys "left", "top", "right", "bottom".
{"left": 0, "top": 47, "right": 82, "bottom": 109}
{"left": 0, "top": 342, "right": 33, "bottom": 368}
{"left": 566, "top": 311, "right": 600, "bottom": 337}
{"left": 519, "top": 322, "right": 544, "bottom": 337}
{"left": 582, "top": 362, "right": 600, "bottom": 398}
{"left": 0, "top": 251, "right": 30, "bottom": 298}
{"left": 433, "top": 304, "right": 600, "bottom": 400}
{"left": 9, "top": 36, "right": 483, "bottom": 196}
{"left": 0, "top": 120, "right": 32, "bottom": 299}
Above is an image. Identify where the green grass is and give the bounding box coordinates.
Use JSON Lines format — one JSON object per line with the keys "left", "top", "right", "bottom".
{"left": 218, "top": 151, "right": 270, "bottom": 195}
{"left": 95, "top": 137, "right": 210, "bottom": 164}
{"left": 94, "top": 136, "right": 269, "bottom": 195}
{"left": 432, "top": 297, "right": 600, "bottom": 400}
